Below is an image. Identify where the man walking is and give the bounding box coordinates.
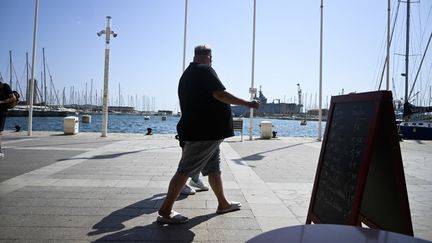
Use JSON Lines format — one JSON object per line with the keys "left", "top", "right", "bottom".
{"left": 157, "top": 44, "right": 259, "bottom": 224}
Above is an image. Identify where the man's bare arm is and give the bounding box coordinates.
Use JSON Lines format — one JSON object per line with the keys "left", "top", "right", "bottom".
{"left": 0, "top": 93, "right": 17, "bottom": 104}
{"left": 213, "top": 90, "right": 259, "bottom": 109}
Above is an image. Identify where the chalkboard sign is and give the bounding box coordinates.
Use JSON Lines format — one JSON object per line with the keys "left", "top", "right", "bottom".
{"left": 306, "top": 91, "right": 413, "bottom": 236}
{"left": 313, "top": 101, "right": 374, "bottom": 224}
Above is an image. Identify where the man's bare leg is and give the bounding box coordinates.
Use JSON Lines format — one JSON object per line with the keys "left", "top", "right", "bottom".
{"left": 208, "top": 173, "right": 232, "bottom": 211}
{"left": 158, "top": 173, "right": 189, "bottom": 218}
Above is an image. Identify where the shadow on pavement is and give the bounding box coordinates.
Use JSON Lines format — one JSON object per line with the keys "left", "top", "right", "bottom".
{"left": 88, "top": 193, "right": 215, "bottom": 242}
{"left": 57, "top": 146, "right": 178, "bottom": 161}
{"left": 56, "top": 150, "right": 143, "bottom": 161}
{"left": 92, "top": 213, "right": 216, "bottom": 242}
{"left": 88, "top": 193, "right": 169, "bottom": 236}
{"left": 232, "top": 141, "right": 315, "bottom": 165}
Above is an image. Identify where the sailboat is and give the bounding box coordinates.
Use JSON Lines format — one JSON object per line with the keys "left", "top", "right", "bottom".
{"left": 393, "top": 0, "right": 432, "bottom": 140}
{"left": 400, "top": 104, "right": 432, "bottom": 140}
{"left": 7, "top": 48, "right": 78, "bottom": 117}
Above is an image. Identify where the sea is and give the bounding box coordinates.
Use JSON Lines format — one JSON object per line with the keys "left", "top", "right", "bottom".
{"left": 5, "top": 114, "right": 326, "bottom": 137}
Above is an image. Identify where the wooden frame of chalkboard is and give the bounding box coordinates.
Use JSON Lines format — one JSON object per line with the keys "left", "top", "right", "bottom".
{"left": 306, "top": 91, "right": 413, "bottom": 236}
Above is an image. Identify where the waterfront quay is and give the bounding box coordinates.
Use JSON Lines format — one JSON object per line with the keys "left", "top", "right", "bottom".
{"left": 0, "top": 131, "right": 431, "bottom": 242}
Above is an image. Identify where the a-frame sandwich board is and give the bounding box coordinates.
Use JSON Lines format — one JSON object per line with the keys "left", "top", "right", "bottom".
{"left": 306, "top": 90, "right": 413, "bottom": 236}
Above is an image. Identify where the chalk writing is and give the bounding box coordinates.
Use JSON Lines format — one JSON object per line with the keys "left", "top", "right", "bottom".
{"left": 313, "top": 101, "right": 374, "bottom": 223}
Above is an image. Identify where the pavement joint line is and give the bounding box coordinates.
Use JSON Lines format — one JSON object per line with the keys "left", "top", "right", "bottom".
{"left": 4, "top": 146, "right": 94, "bottom": 151}
{"left": 221, "top": 142, "right": 299, "bottom": 232}
{"left": 2, "top": 138, "right": 40, "bottom": 145}
{"left": 0, "top": 139, "right": 128, "bottom": 196}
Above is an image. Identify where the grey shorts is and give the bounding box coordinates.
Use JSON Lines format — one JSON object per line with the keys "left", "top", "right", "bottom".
{"left": 177, "top": 139, "right": 223, "bottom": 177}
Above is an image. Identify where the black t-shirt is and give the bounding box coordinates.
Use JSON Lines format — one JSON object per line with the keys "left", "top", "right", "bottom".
{"left": 177, "top": 62, "right": 234, "bottom": 141}
{"left": 0, "top": 82, "right": 13, "bottom": 111}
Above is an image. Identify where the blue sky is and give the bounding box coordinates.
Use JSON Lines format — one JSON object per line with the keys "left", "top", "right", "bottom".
{"left": 1, "top": 0, "right": 432, "bottom": 111}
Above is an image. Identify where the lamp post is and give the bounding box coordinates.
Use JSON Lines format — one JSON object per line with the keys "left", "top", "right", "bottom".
{"left": 97, "top": 16, "right": 117, "bottom": 137}
{"left": 249, "top": 0, "right": 257, "bottom": 140}
{"left": 182, "top": 0, "right": 188, "bottom": 72}
{"left": 318, "top": 0, "right": 323, "bottom": 141}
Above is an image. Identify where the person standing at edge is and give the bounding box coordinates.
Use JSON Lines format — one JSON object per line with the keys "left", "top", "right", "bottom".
{"left": 157, "top": 44, "right": 260, "bottom": 224}
{"left": 0, "top": 81, "right": 17, "bottom": 158}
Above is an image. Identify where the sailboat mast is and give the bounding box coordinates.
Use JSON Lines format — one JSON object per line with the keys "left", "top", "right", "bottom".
{"left": 9, "top": 50, "right": 13, "bottom": 88}
{"left": 43, "top": 47, "right": 47, "bottom": 105}
{"left": 386, "top": 0, "right": 390, "bottom": 90}
{"left": 26, "top": 52, "right": 29, "bottom": 104}
{"left": 85, "top": 82, "right": 88, "bottom": 105}
{"left": 62, "top": 87, "right": 65, "bottom": 106}
{"left": 404, "top": 0, "right": 410, "bottom": 103}
{"left": 409, "top": 31, "right": 432, "bottom": 99}
{"left": 90, "top": 78, "right": 93, "bottom": 106}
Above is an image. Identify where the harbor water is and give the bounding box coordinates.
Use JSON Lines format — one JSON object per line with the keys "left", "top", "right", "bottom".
{"left": 6, "top": 114, "right": 326, "bottom": 138}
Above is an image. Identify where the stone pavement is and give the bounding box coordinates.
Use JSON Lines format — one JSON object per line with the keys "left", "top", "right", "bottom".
{"left": 0, "top": 131, "right": 431, "bottom": 242}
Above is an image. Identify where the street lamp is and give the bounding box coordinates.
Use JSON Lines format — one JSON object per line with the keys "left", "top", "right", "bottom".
{"left": 249, "top": 0, "right": 257, "bottom": 140}
{"left": 97, "top": 16, "right": 117, "bottom": 137}
{"left": 318, "top": 0, "right": 324, "bottom": 141}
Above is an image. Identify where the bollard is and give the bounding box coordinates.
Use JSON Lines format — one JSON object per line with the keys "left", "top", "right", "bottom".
{"left": 82, "top": 114, "right": 91, "bottom": 123}
{"left": 64, "top": 116, "right": 79, "bottom": 135}
{"left": 260, "top": 121, "right": 272, "bottom": 139}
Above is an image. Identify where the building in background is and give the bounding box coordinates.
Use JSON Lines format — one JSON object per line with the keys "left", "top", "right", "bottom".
{"left": 231, "top": 86, "right": 303, "bottom": 117}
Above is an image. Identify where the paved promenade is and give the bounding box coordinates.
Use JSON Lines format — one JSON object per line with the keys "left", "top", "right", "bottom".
{"left": 0, "top": 131, "right": 431, "bottom": 242}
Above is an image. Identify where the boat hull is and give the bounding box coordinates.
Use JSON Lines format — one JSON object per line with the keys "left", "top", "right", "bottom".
{"left": 7, "top": 109, "right": 77, "bottom": 117}
{"left": 399, "top": 122, "right": 432, "bottom": 140}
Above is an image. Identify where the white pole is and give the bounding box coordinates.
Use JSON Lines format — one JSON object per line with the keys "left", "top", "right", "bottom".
{"left": 101, "top": 18, "right": 110, "bottom": 137}
{"left": 386, "top": 0, "right": 390, "bottom": 90}
{"left": 28, "top": 0, "right": 39, "bottom": 136}
{"left": 249, "top": 0, "right": 257, "bottom": 140}
{"left": 99, "top": 16, "right": 117, "bottom": 137}
{"left": 182, "top": 0, "right": 188, "bottom": 72}
{"left": 318, "top": 0, "right": 323, "bottom": 141}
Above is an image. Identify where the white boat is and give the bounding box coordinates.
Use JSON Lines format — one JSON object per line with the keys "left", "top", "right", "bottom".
{"left": 144, "top": 115, "right": 150, "bottom": 120}
{"left": 8, "top": 105, "right": 78, "bottom": 117}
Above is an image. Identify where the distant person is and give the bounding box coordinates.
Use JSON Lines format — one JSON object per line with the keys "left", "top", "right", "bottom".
{"left": 183, "top": 174, "right": 209, "bottom": 193}
{"left": 0, "top": 81, "right": 17, "bottom": 158}
{"left": 146, "top": 128, "right": 153, "bottom": 135}
{"left": 180, "top": 174, "right": 209, "bottom": 195}
{"left": 157, "top": 44, "right": 259, "bottom": 224}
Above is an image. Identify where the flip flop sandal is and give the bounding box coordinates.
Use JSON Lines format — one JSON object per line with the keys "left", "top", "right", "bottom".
{"left": 216, "top": 201, "right": 242, "bottom": 214}
{"left": 157, "top": 211, "right": 189, "bottom": 224}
